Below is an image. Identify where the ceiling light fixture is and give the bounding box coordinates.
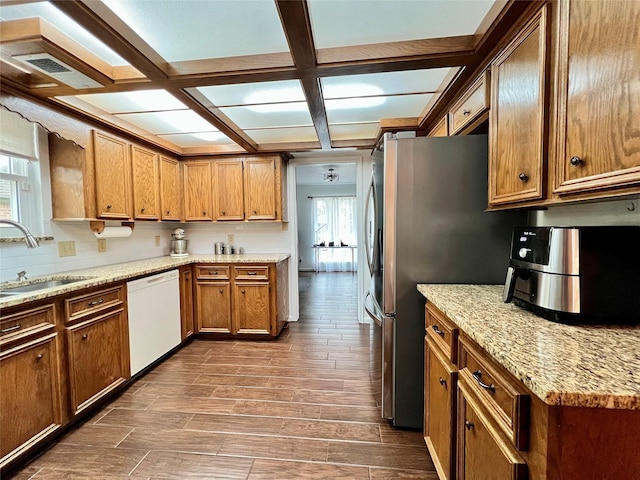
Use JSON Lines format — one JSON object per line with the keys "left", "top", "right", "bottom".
{"left": 324, "top": 168, "right": 339, "bottom": 182}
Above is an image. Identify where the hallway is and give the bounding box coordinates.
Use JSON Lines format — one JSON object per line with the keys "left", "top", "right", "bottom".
{"left": 10, "top": 272, "right": 435, "bottom": 479}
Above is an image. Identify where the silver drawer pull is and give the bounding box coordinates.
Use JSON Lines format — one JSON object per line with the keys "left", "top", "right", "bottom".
{"left": 247, "top": 271, "right": 257, "bottom": 275}
{"left": 36, "top": 353, "right": 44, "bottom": 359}
{"left": 88, "top": 298, "right": 104, "bottom": 307}
{"left": 431, "top": 325, "right": 445, "bottom": 337}
{"left": 1, "top": 324, "right": 21, "bottom": 333}
{"left": 472, "top": 370, "right": 496, "bottom": 393}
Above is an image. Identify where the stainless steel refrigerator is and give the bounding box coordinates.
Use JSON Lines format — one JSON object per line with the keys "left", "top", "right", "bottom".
{"left": 364, "top": 133, "right": 525, "bottom": 429}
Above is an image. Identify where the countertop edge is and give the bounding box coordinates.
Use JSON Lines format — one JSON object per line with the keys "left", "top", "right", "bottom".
{"left": 0, "top": 254, "right": 290, "bottom": 309}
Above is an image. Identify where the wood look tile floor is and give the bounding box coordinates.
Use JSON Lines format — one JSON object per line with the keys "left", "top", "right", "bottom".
{"left": 10, "top": 272, "right": 436, "bottom": 479}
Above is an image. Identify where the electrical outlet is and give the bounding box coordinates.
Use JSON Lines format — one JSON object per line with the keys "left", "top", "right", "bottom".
{"left": 228, "top": 233, "right": 234, "bottom": 244}
{"left": 58, "top": 240, "right": 76, "bottom": 257}
{"left": 97, "top": 238, "right": 107, "bottom": 253}
{"left": 155, "top": 235, "right": 161, "bottom": 246}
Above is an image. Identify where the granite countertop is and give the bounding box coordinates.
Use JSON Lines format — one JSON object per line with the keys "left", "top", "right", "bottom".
{"left": 0, "top": 253, "right": 290, "bottom": 309}
{"left": 417, "top": 284, "right": 640, "bottom": 410}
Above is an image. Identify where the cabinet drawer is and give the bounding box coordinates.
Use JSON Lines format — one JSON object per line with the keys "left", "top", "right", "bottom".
{"left": 195, "top": 265, "right": 230, "bottom": 280}
{"left": 0, "top": 304, "right": 55, "bottom": 345}
{"left": 234, "top": 266, "right": 269, "bottom": 281}
{"left": 449, "top": 71, "right": 490, "bottom": 135}
{"left": 426, "top": 303, "right": 458, "bottom": 362}
{"left": 457, "top": 379, "right": 527, "bottom": 480}
{"left": 458, "top": 336, "right": 530, "bottom": 450}
{"left": 64, "top": 286, "right": 124, "bottom": 324}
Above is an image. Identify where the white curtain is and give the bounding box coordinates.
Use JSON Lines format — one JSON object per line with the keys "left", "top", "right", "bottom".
{"left": 313, "top": 196, "right": 357, "bottom": 272}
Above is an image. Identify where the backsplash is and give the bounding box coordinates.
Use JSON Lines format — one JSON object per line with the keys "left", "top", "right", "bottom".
{"left": 531, "top": 197, "right": 639, "bottom": 227}
{"left": 0, "top": 220, "right": 290, "bottom": 283}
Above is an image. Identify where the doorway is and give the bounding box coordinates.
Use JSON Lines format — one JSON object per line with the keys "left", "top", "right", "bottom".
{"left": 289, "top": 155, "right": 372, "bottom": 324}
{"left": 295, "top": 163, "right": 357, "bottom": 273}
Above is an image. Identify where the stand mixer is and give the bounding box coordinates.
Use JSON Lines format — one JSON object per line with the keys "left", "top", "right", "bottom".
{"left": 169, "top": 228, "right": 189, "bottom": 257}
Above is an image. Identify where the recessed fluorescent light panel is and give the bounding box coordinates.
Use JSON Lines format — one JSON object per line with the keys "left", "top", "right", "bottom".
{"left": 197, "top": 80, "right": 306, "bottom": 107}
{"left": 70, "top": 90, "right": 186, "bottom": 114}
{"left": 158, "top": 131, "right": 234, "bottom": 148}
{"left": 102, "top": 0, "right": 290, "bottom": 61}
{"left": 116, "top": 110, "right": 219, "bottom": 135}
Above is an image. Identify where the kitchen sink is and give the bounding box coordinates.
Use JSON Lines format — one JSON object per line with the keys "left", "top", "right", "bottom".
{"left": 0, "top": 277, "right": 93, "bottom": 295}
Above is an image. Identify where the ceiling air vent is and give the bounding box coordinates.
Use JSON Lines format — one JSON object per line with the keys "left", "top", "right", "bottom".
{"left": 12, "top": 53, "right": 103, "bottom": 89}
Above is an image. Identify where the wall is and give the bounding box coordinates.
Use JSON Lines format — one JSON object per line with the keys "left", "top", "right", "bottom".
{"left": 531, "top": 197, "right": 639, "bottom": 227}
{"left": 296, "top": 183, "right": 357, "bottom": 271}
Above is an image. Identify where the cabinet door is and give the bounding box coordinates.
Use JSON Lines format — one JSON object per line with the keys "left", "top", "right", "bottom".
{"left": 489, "top": 7, "right": 548, "bottom": 206}
{"left": 244, "top": 157, "right": 277, "bottom": 220}
{"left": 180, "top": 267, "right": 195, "bottom": 340}
{"left": 425, "top": 338, "right": 457, "bottom": 480}
{"left": 93, "top": 131, "right": 131, "bottom": 219}
{"left": 184, "top": 161, "right": 213, "bottom": 221}
{"left": 428, "top": 116, "right": 448, "bottom": 137}
{"left": 159, "top": 156, "right": 182, "bottom": 221}
{"left": 1, "top": 334, "right": 62, "bottom": 463}
{"left": 213, "top": 159, "right": 244, "bottom": 221}
{"left": 553, "top": 0, "right": 640, "bottom": 195}
{"left": 131, "top": 145, "right": 159, "bottom": 220}
{"left": 233, "top": 282, "right": 270, "bottom": 334}
{"left": 457, "top": 381, "right": 527, "bottom": 480}
{"left": 196, "top": 282, "right": 232, "bottom": 333}
{"left": 67, "top": 310, "right": 129, "bottom": 415}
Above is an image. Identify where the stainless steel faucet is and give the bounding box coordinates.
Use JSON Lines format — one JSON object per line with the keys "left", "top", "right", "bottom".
{"left": 0, "top": 219, "right": 40, "bottom": 248}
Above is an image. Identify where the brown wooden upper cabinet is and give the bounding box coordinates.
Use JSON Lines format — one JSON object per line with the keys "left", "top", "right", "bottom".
{"left": 131, "top": 144, "right": 159, "bottom": 220}
{"left": 159, "top": 155, "right": 182, "bottom": 221}
{"left": 488, "top": 6, "right": 548, "bottom": 207}
{"left": 183, "top": 161, "right": 213, "bottom": 221}
{"left": 213, "top": 159, "right": 244, "bottom": 221}
{"left": 428, "top": 116, "right": 449, "bottom": 137}
{"left": 552, "top": 0, "right": 640, "bottom": 196}
{"left": 93, "top": 131, "right": 132, "bottom": 219}
{"left": 449, "top": 72, "right": 490, "bottom": 136}
{"left": 245, "top": 156, "right": 281, "bottom": 221}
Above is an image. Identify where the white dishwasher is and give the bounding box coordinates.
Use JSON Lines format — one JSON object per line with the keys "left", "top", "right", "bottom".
{"left": 127, "top": 269, "right": 181, "bottom": 376}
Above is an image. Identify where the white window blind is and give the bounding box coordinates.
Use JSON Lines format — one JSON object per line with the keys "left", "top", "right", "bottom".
{"left": 0, "top": 108, "right": 38, "bottom": 161}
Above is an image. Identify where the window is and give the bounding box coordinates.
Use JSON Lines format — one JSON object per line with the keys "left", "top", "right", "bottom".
{"left": 313, "top": 196, "right": 357, "bottom": 271}
{"left": 0, "top": 155, "right": 29, "bottom": 222}
{"left": 0, "top": 154, "right": 43, "bottom": 237}
{"left": 0, "top": 108, "right": 44, "bottom": 238}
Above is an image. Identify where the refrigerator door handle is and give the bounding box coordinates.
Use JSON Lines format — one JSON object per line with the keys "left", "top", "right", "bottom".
{"left": 364, "top": 292, "right": 382, "bottom": 326}
{"left": 364, "top": 177, "right": 376, "bottom": 276}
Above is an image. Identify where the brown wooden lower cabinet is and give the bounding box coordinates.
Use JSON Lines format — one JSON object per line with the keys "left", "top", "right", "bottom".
{"left": 196, "top": 281, "right": 232, "bottom": 333}
{"left": 66, "top": 309, "right": 129, "bottom": 415}
{"left": 423, "top": 299, "right": 640, "bottom": 480}
{"left": 195, "top": 260, "right": 288, "bottom": 337}
{"left": 179, "top": 266, "right": 195, "bottom": 340}
{"left": 425, "top": 336, "right": 457, "bottom": 480}
{"left": 457, "top": 379, "right": 527, "bottom": 480}
{"left": 0, "top": 332, "right": 63, "bottom": 469}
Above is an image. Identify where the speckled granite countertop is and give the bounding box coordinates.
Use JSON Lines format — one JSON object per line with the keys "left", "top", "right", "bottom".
{"left": 417, "top": 284, "right": 640, "bottom": 410}
{"left": 0, "top": 254, "right": 290, "bottom": 309}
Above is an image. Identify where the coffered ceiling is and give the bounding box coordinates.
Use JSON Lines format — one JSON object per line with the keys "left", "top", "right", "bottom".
{"left": 0, "top": 0, "right": 528, "bottom": 156}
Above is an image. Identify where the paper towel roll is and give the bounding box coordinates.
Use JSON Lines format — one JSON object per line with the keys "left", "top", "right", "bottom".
{"left": 93, "top": 226, "right": 133, "bottom": 239}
